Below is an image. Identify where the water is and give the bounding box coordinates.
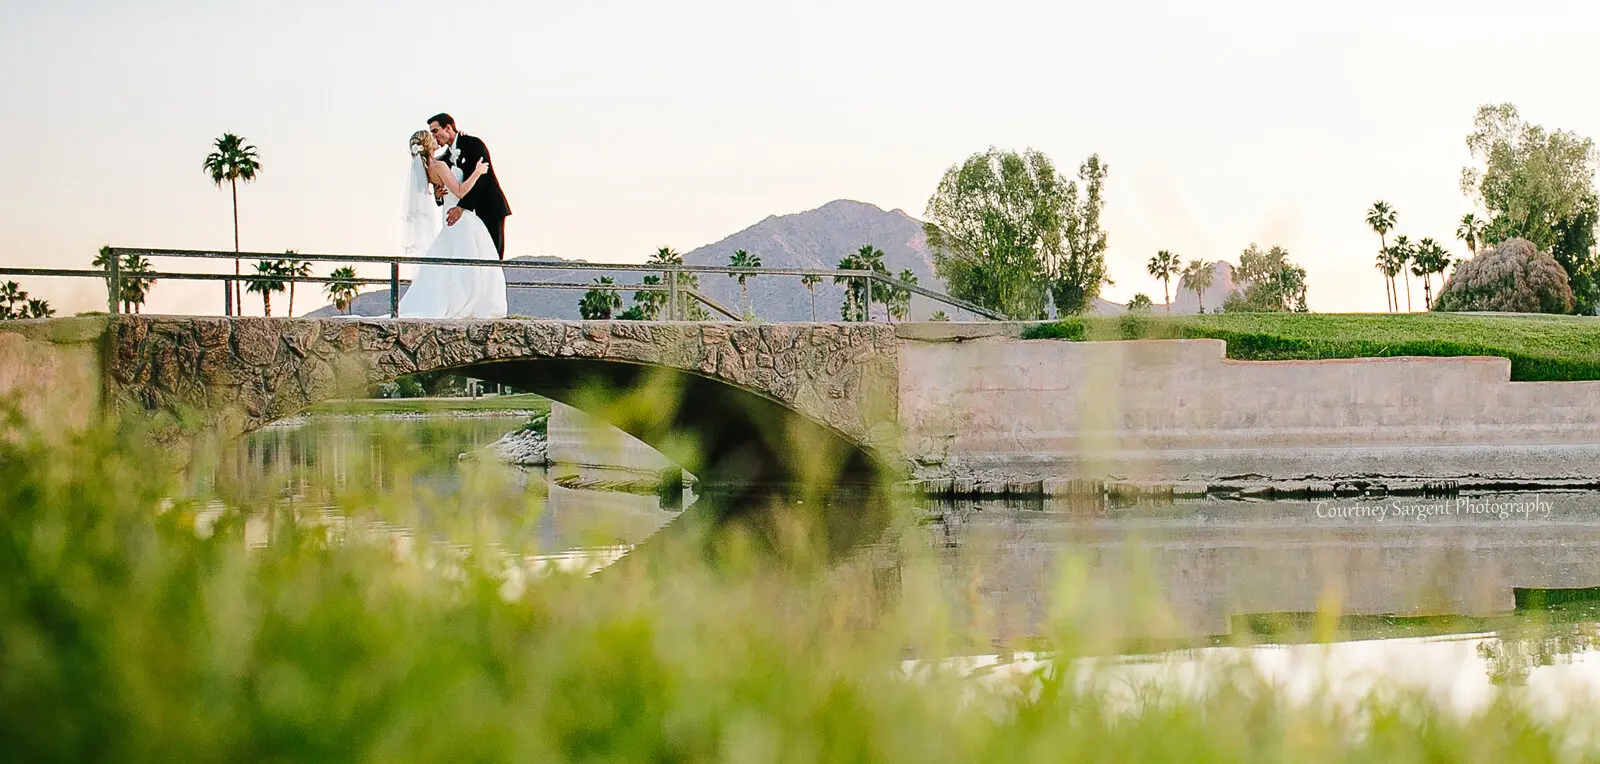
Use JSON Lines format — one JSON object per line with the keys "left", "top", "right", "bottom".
{"left": 220, "top": 413, "right": 1600, "bottom": 704}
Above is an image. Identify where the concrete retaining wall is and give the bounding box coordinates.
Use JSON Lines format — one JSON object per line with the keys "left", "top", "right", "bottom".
{"left": 546, "top": 401, "right": 681, "bottom": 487}
{"left": 0, "top": 318, "right": 105, "bottom": 439}
{"left": 898, "top": 334, "right": 1600, "bottom": 485}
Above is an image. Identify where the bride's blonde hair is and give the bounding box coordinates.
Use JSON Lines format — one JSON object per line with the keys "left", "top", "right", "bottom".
{"left": 409, "top": 130, "right": 441, "bottom": 197}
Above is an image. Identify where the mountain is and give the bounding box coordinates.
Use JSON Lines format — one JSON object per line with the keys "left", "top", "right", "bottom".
{"left": 309, "top": 200, "right": 956, "bottom": 321}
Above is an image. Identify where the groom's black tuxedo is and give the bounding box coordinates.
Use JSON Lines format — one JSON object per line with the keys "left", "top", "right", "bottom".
{"left": 440, "top": 134, "right": 511, "bottom": 258}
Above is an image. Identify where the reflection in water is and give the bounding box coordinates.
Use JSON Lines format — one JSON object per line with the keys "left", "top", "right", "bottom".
{"left": 220, "top": 415, "right": 1600, "bottom": 697}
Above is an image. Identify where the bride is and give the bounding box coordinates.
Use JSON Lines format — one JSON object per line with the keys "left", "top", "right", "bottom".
{"left": 398, "top": 129, "right": 508, "bottom": 318}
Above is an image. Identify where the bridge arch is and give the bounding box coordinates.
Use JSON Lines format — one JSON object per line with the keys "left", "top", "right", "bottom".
{"left": 107, "top": 317, "right": 901, "bottom": 488}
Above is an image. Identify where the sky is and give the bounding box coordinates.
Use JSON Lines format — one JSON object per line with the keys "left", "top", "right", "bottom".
{"left": 2, "top": 0, "right": 1598, "bottom": 316}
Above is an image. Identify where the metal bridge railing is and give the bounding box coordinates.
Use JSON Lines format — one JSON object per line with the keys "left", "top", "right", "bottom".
{"left": 0, "top": 247, "right": 1005, "bottom": 321}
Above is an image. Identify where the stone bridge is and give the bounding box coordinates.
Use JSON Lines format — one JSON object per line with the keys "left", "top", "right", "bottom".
{"left": 5, "top": 316, "right": 899, "bottom": 488}
{"left": 6, "top": 315, "right": 1600, "bottom": 493}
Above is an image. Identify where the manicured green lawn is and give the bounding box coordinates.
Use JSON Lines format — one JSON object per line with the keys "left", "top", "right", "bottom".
{"left": 1022, "top": 312, "right": 1600, "bottom": 381}
{"left": 307, "top": 393, "right": 551, "bottom": 415}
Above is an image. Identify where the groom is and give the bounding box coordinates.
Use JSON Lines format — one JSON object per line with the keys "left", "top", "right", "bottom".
{"left": 428, "top": 113, "right": 512, "bottom": 258}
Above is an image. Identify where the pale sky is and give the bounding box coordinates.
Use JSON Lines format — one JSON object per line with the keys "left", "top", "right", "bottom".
{"left": 3, "top": 0, "right": 1597, "bottom": 316}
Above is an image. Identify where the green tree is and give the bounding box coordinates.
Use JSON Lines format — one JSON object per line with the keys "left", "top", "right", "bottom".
{"left": 202, "top": 133, "right": 262, "bottom": 315}
{"left": 1457, "top": 213, "right": 1488, "bottom": 255}
{"left": 245, "top": 260, "right": 286, "bottom": 316}
{"left": 1126, "top": 293, "right": 1153, "bottom": 312}
{"left": 929, "top": 310, "right": 951, "bottom": 322}
{"left": 579, "top": 277, "right": 623, "bottom": 320}
{"left": 1366, "top": 201, "right": 1397, "bottom": 312}
{"left": 1227, "top": 244, "right": 1308, "bottom": 313}
{"left": 800, "top": 273, "right": 822, "bottom": 322}
{"left": 279, "top": 254, "right": 313, "bottom": 317}
{"left": 616, "top": 305, "right": 647, "bottom": 321}
{"left": 727, "top": 249, "right": 761, "bottom": 318}
{"left": 923, "top": 147, "right": 1064, "bottom": 319}
{"left": 1179, "top": 259, "right": 1214, "bottom": 314}
{"left": 1146, "top": 250, "right": 1180, "bottom": 313}
{"left": 1411, "top": 238, "right": 1453, "bottom": 309}
{"left": 1052, "top": 154, "right": 1112, "bottom": 316}
{"left": 1461, "top": 103, "right": 1598, "bottom": 314}
{"left": 324, "top": 266, "right": 359, "bottom": 315}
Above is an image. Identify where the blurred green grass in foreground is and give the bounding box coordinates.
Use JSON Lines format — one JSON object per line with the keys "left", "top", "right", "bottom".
{"left": 0, "top": 412, "right": 1594, "bottom": 763}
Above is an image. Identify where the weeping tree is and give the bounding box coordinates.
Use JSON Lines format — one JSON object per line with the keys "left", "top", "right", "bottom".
{"left": 1433, "top": 238, "right": 1575, "bottom": 314}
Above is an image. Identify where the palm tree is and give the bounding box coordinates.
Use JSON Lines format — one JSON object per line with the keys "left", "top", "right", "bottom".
{"left": 645, "top": 247, "right": 704, "bottom": 319}
{"left": 1366, "top": 201, "right": 1397, "bottom": 311}
{"left": 834, "top": 245, "right": 888, "bottom": 321}
{"left": 203, "top": 134, "right": 262, "bottom": 315}
{"left": 578, "top": 277, "right": 623, "bottom": 319}
{"left": 834, "top": 252, "right": 866, "bottom": 322}
{"left": 1411, "top": 238, "right": 1452, "bottom": 310}
{"left": 800, "top": 273, "right": 822, "bottom": 321}
{"left": 325, "top": 266, "right": 359, "bottom": 314}
{"left": 727, "top": 249, "right": 761, "bottom": 318}
{"left": 93, "top": 246, "right": 155, "bottom": 312}
{"left": 206, "top": 135, "right": 265, "bottom": 316}
{"left": 1375, "top": 249, "right": 1400, "bottom": 312}
{"left": 1179, "top": 259, "right": 1214, "bottom": 314}
{"left": 1147, "top": 250, "right": 1181, "bottom": 313}
{"left": 24, "top": 298, "right": 53, "bottom": 319}
{"left": 245, "top": 260, "right": 286, "bottom": 316}
{"left": 1391, "top": 235, "right": 1415, "bottom": 312}
{"left": 888, "top": 269, "right": 918, "bottom": 322}
{"left": 1457, "top": 213, "right": 1488, "bottom": 256}
{"left": 119, "top": 254, "right": 154, "bottom": 314}
{"left": 634, "top": 274, "right": 666, "bottom": 320}
{"left": 278, "top": 253, "right": 313, "bottom": 317}
{"left": 855, "top": 245, "right": 888, "bottom": 320}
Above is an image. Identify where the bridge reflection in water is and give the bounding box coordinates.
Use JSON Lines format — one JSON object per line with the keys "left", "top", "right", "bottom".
{"left": 226, "top": 416, "right": 1600, "bottom": 651}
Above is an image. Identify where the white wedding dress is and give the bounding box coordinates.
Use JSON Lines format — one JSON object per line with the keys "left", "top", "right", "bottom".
{"left": 398, "top": 165, "right": 508, "bottom": 319}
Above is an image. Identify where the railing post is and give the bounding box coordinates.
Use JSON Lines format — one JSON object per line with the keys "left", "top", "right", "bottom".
{"left": 106, "top": 252, "right": 121, "bottom": 315}
{"left": 390, "top": 262, "right": 401, "bottom": 318}
{"left": 223, "top": 281, "right": 232, "bottom": 316}
{"left": 666, "top": 268, "right": 678, "bottom": 321}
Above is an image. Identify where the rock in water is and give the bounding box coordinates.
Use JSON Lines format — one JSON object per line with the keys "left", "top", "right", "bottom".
{"left": 480, "top": 427, "right": 548, "bottom": 466}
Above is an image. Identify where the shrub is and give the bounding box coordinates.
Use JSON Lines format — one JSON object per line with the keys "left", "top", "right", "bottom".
{"left": 1434, "top": 238, "right": 1577, "bottom": 314}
